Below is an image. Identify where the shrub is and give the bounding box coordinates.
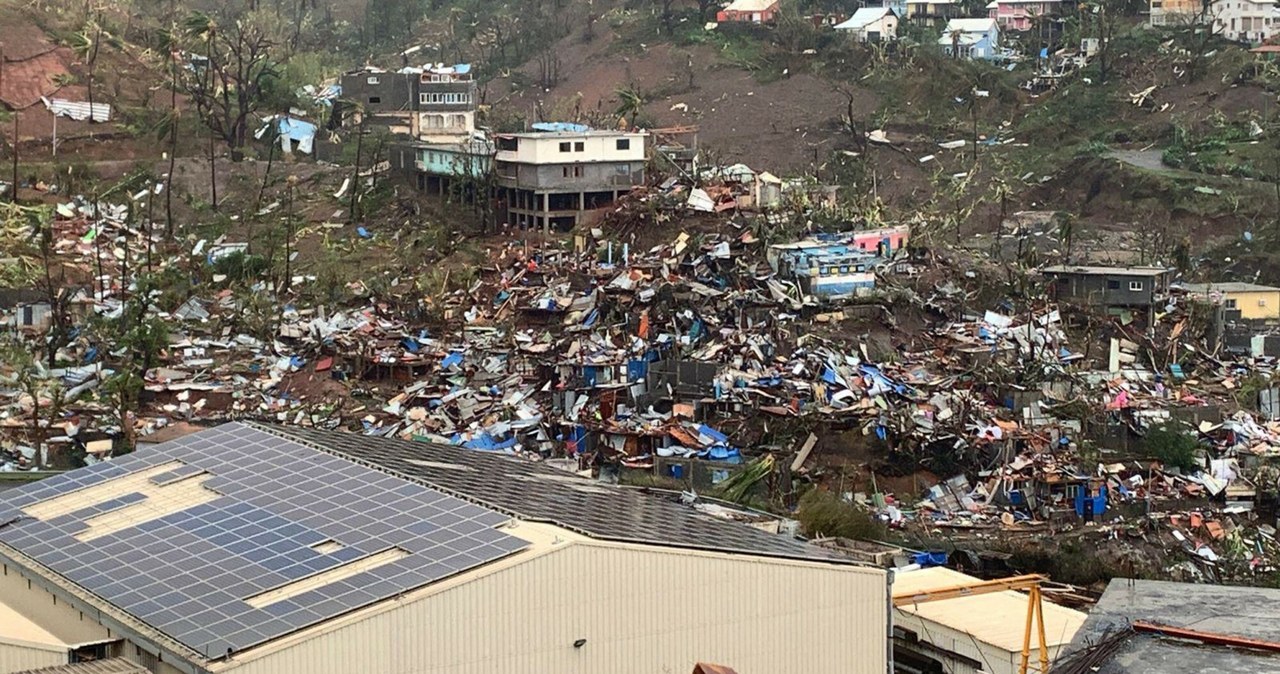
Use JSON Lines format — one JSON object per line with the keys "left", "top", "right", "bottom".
{"left": 797, "top": 489, "right": 885, "bottom": 540}
{"left": 1143, "top": 425, "right": 1201, "bottom": 472}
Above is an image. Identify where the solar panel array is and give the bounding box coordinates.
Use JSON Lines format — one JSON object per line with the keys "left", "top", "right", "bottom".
{"left": 0, "top": 424, "right": 527, "bottom": 659}
{"left": 267, "top": 424, "right": 844, "bottom": 562}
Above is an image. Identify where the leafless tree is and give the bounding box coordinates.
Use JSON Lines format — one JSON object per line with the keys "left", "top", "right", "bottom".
{"left": 181, "top": 11, "right": 284, "bottom": 160}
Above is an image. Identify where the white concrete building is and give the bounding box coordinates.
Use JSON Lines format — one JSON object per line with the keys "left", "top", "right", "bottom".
{"left": 1149, "top": 0, "right": 1280, "bottom": 43}
{"left": 494, "top": 125, "right": 649, "bottom": 231}
{"left": 1213, "top": 0, "right": 1280, "bottom": 43}
{"left": 0, "top": 423, "right": 890, "bottom": 674}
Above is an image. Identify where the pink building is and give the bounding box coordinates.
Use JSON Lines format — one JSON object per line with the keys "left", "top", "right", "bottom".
{"left": 987, "top": 0, "right": 1063, "bottom": 31}
{"left": 717, "top": 0, "right": 781, "bottom": 23}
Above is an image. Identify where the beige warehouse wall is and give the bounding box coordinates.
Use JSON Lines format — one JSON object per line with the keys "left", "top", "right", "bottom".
{"left": 0, "top": 642, "right": 66, "bottom": 674}
{"left": 0, "top": 566, "right": 114, "bottom": 647}
{"left": 231, "top": 542, "right": 888, "bottom": 674}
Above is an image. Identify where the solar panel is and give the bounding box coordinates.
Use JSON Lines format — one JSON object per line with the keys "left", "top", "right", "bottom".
{"left": 268, "top": 423, "right": 843, "bottom": 563}
{"left": 0, "top": 423, "right": 528, "bottom": 658}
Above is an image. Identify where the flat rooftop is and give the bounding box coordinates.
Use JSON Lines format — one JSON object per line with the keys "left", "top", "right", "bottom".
{"left": 1059, "top": 579, "right": 1280, "bottom": 674}
{"left": 1041, "top": 265, "right": 1172, "bottom": 277}
{"left": 1178, "top": 282, "right": 1280, "bottom": 294}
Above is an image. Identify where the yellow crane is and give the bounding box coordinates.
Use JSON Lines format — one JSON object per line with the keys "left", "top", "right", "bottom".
{"left": 892, "top": 573, "right": 1051, "bottom": 674}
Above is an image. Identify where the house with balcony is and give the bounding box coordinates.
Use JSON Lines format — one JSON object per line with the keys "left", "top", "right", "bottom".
{"left": 906, "top": 0, "right": 964, "bottom": 27}
{"left": 986, "top": 0, "right": 1064, "bottom": 31}
{"left": 493, "top": 123, "right": 648, "bottom": 231}
{"left": 1148, "top": 0, "right": 1279, "bottom": 43}
{"left": 387, "top": 64, "right": 492, "bottom": 196}
{"left": 1149, "top": 0, "right": 1204, "bottom": 26}
{"left": 1041, "top": 265, "right": 1174, "bottom": 310}
{"left": 1213, "top": 0, "right": 1280, "bottom": 43}
{"left": 411, "top": 64, "right": 478, "bottom": 143}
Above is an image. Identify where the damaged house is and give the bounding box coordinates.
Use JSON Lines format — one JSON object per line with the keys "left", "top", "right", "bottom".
{"left": 494, "top": 124, "right": 648, "bottom": 231}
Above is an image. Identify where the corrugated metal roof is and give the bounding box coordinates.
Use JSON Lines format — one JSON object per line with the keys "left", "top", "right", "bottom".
{"left": 1178, "top": 282, "right": 1280, "bottom": 294}
{"left": 43, "top": 98, "right": 111, "bottom": 123}
{"left": 14, "top": 659, "right": 150, "bottom": 674}
{"left": 724, "top": 0, "right": 778, "bottom": 11}
{"left": 893, "top": 567, "right": 1086, "bottom": 653}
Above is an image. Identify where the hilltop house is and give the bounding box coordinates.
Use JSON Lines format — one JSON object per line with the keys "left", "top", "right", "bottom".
{"left": 986, "top": 0, "right": 1063, "bottom": 31}
{"left": 835, "top": 8, "right": 900, "bottom": 42}
{"left": 939, "top": 18, "right": 1002, "bottom": 59}
{"left": 717, "top": 0, "right": 781, "bottom": 23}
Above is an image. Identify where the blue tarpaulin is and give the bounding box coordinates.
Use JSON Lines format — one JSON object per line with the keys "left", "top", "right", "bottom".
{"left": 565, "top": 425, "right": 587, "bottom": 454}
{"left": 697, "top": 424, "right": 729, "bottom": 444}
{"left": 913, "top": 551, "right": 949, "bottom": 567}
{"left": 583, "top": 365, "right": 598, "bottom": 387}
{"left": 441, "top": 351, "right": 464, "bottom": 368}
{"left": 456, "top": 433, "right": 518, "bottom": 451}
{"left": 531, "top": 121, "right": 590, "bottom": 133}
{"left": 706, "top": 447, "right": 742, "bottom": 464}
{"left": 627, "top": 359, "right": 648, "bottom": 381}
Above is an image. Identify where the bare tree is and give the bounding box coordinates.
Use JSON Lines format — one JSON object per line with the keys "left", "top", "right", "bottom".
{"left": 181, "top": 11, "right": 284, "bottom": 160}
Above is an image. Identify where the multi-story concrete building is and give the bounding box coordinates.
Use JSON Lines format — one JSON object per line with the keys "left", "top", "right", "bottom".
{"left": 494, "top": 125, "right": 648, "bottom": 231}
{"left": 410, "top": 64, "right": 478, "bottom": 143}
{"left": 1213, "top": 0, "right": 1280, "bottom": 43}
{"left": 1149, "top": 0, "right": 1280, "bottom": 43}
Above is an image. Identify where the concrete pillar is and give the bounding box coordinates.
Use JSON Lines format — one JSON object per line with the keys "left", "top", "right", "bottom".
{"left": 542, "top": 193, "right": 550, "bottom": 235}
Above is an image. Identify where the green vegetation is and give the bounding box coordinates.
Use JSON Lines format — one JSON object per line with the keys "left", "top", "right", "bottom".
{"left": 796, "top": 489, "right": 885, "bottom": 541}
{"left": 1164, "top": 116, "right": 1280, "bottom": 182}
{"left": 1141, "top": 424, "right": 1201, "bottom": 472}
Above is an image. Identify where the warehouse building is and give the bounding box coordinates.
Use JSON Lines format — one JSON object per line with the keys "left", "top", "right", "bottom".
{"left": 0, "top": 422, "right": 889, "bottom": 674}
{"left": 892, "top": 567, "right": 1086, "bottom": 674}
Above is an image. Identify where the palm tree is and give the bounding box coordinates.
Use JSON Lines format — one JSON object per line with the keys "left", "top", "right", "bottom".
{"left": 614, "top": 85, "right": 644, "bottom": 129}
{"left": 950, "top": 28, "right": 963, "bottom": 59}
{"left": 68, "top": 20, "right": 104, "bottom": 126}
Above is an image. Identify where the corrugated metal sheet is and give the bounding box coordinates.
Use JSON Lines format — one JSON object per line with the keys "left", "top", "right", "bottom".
{"left": 230, "top": 541, "right": 888, "bottom": 674}
{"left": 0, "top": 643, "right": 65, "bottom": 674}
{"left": 14, "top": 658, "right": 150, "bottom": 674}
{"left": 42, "top": 98, "right": 111, "bottom": 123}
